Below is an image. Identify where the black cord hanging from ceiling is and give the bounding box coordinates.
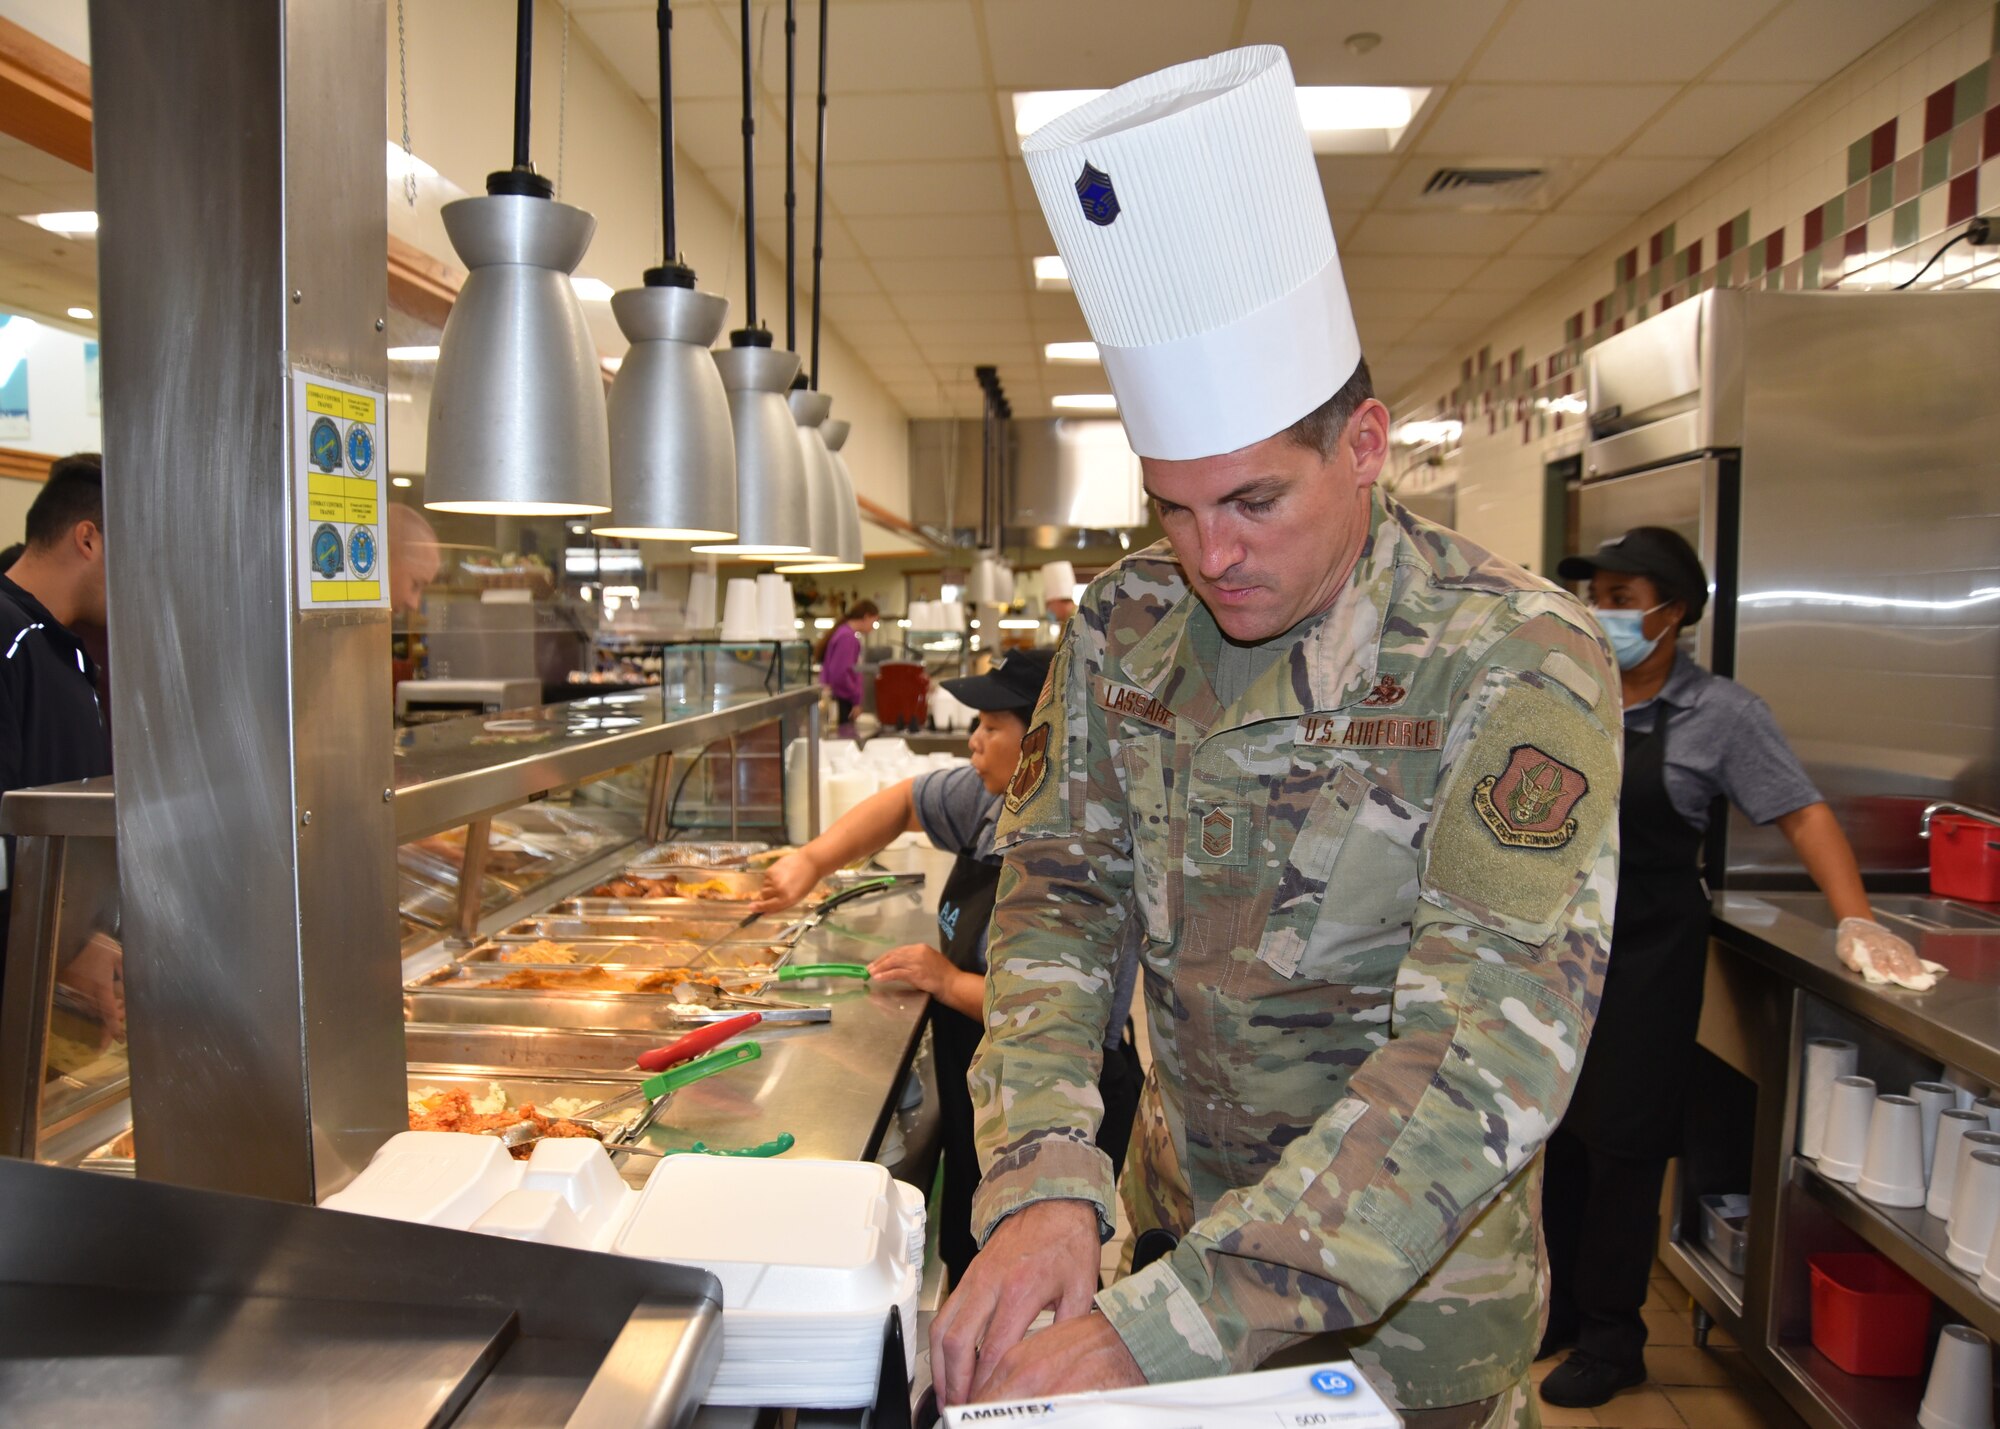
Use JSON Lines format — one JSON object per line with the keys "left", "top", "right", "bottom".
{"left": 647, "top": 0, "right": 693, "bottom": 287}
{"left": 785, "top": 0, "right": 799, "bottom": 354}
{"left": 810, "top": 0, "right": 828, "bottom": 389}
{"left": 732, "top": 0, "right": 768, "bottom": 345}
{"left": 489, "top": 0, "right": 552, "bottom": 197}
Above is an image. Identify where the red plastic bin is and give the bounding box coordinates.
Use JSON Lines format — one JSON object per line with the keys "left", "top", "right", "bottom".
{"left": 1807, "top": 1252, "right": 1930, "bottom": 1377}
{"left": 1929, "top": 814, "right": 2000, "bottom": 903}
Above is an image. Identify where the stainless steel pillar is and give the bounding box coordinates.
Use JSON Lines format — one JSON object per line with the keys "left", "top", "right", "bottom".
{"left": 92, "top": 0, "right": 401, "bottom": 1199}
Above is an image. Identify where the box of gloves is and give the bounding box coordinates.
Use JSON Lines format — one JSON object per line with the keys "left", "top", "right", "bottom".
{"left": 942, "top": 1362, "right": 1400, "bottom": 1427}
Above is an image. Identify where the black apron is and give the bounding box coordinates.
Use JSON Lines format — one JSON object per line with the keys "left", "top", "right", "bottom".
{"left": 930, "top": 849, "right": 1002, "bottom": 1284}
{"left": 1561, "top": 706, "right": 1712, "bottom": 1160}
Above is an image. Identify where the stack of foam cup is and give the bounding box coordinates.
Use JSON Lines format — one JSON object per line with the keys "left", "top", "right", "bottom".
{"left": 686, "top": 568, "right": 718, "bottom": 630}
{"left": 1817, "top": 1076, "right": 1876, "bottom": 1182}
{"left": 721, "top": 579, "right": 761, "bottom": 641}
{"left": 1948, "top": 1145, "right": 2000, "bottom": 1274}
{"left": 1857, "top": 1094, "right": 1927, "bottom": 1208}
{"left": 1799, "top": 1039, "right": 1858, "bottom": 1159}
{"left": 1931, "top": 1110, "right": 1991, "bottom": 1220}
{"left": 1919, "top": 1325, "right": 1994, "bottom": 1429}
{"left": 757, "top": 574, "right": 794, "bottom": 640}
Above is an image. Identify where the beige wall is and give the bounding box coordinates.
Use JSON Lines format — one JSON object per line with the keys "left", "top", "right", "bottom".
{"left": 0, "top": 474, "right": 38, "bottom": 549}
{"left": 1386, "top": 0, "right": 2000, "bottom": 573}
{"left": 389, "top": 0, "right": 911, "bottom": 551}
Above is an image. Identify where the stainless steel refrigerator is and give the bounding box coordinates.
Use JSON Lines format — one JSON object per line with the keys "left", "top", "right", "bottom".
{"left": 1578, "top": 288, "right": 2000, "bottom": 884}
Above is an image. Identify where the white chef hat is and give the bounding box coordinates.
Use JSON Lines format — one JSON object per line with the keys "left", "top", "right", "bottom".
{"left": 1039, "top": 562, "right": 1077, "bottom": 604}
{"left": 1023, "top": 46, "right": 1359, "bottom": 462}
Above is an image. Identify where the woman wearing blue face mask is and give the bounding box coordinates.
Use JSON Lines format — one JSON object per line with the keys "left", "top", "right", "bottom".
{"left": 1536, "top": 525, "right": 1917, "bottom": 1411}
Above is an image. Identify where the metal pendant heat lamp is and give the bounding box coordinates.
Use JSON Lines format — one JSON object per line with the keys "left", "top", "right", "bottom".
{"left": 426, "top": 0, "right": 611, "bottom": 516}
{"left": 775, "top": 0, "right": 866, "bottom": 574}
{"left": 595, "top": 0, "right": 737, "bottom": 541}
{"left": 695, "top": 0, "right": 811, "bottom": 556}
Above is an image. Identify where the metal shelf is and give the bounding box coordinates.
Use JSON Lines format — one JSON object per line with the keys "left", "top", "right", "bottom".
{"left": 1770, "top": 1343, "right": 1923, "bottom": 1429}
{"left": 1798, "top": 1158, "right": 2000, "bottom": 1343}
{"left": 1663, "top": 1234, "right": 1747, "bottom": 1339}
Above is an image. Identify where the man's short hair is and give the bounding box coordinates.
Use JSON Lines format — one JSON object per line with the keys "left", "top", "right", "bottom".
{"left": 26, "top": 453, "right": 103, "bottom": 549}
{"left": 1282, "top": 356, "right": 1375, "bottom": 459}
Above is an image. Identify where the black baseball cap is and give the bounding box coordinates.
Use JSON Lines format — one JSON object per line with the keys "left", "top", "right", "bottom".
{"left": 941, "top": 647, "right": 1056, "bottom": 713}
{"left": 1558, "top": 526, "right": 1709, "bottom": 627}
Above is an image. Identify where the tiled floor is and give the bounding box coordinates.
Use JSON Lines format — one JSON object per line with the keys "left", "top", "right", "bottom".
{"left": 1530, "top": 1266, "right": 1804, "bottom": 1428}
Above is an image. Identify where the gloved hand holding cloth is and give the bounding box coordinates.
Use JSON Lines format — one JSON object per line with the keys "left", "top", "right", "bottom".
{"left": 1837, "top": 916, "right": 1947, "bottom": 992}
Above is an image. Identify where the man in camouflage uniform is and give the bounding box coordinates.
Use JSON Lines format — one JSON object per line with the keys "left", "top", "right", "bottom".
{"left": 929, "top": 46, "right": 1623, "bottom": 1429}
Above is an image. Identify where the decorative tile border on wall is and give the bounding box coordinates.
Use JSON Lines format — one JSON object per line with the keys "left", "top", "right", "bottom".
{"left": 1403, "top": 6, "right": 2000, "bottom": 458}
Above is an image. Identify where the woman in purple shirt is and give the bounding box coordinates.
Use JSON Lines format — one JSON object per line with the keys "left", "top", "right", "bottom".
{"left": 819, "top": 599, "right": 877, "bottom": 726}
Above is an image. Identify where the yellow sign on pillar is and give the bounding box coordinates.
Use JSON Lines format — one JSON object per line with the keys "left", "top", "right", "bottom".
{"left": 293, "top": 372, "right": 389, "bottom": 610}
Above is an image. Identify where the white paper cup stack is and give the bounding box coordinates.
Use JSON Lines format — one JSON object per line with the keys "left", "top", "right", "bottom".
{"left": 1916, "top": 1082, "right": 1963, "bottom": 1180}
{"left": 1932, "top": 1111, "right": 1991, "bottom": 1220}
{"left": 1817, "top": 1075, "right": 1877, "bottom": 1183}
{"left": 686, "top": 568, "right": 718, "bottom": 630}
{"left": 1949, "top": 1148, "right": 2000, "bottom": 1274}
{"left": 1858, "top": 1095, "right": 1927, "bottom": 1208}
{"left": 721, "top": 578, "right": 761, "bottom": 641}
{"left": 1800, "top": 1039, "right": 1859, "bottom": 1159}
{"left": 757, "top": 574, "right": 794, "bottom": 639}
{"left": 1920, "top": 1325, "right": 1995, "bottom": 1429}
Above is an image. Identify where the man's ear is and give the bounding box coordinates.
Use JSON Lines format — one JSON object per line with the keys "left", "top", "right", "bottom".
{"left": 73, "top": 520, "right": 103, "bottom": 561}
{"left": 1343, "top": 397, "right": 1392, "bottom": 489}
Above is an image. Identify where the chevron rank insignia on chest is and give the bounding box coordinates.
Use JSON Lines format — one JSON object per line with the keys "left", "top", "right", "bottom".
{"left": 1200, "top": 806, "right": 1235, "bottom": 858}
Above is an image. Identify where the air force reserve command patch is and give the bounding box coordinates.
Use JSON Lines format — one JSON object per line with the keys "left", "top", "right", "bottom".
{"left": 1006, "top": 722, "right": 1051, "bottom": 814}
{"left": 1474, "top": 743, "right": 1589, "bottom": 849}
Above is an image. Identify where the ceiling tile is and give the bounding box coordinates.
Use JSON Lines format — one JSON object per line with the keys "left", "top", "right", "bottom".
{"left": 1623, "top": 82, "right": 1814, "bottom": 159}
{"left": 842, "top": 212, "right": 1021, "bottom": 260}
{"left": 902, "top": 291, "right": 1034, "bottom": 324}
{"left": 1315, "top": 155, "right": 1401, "bottom": 208}
{"left": 1403, "top": 310, "right": 1491, "bottom": 349}
{"left": 817, "top": 257, "right": 884, "bottom": 294}
{"left": 1439, "top": 287, "right": 1529, "bottom": 324}
{"left": 902, "top": 320, "right": 1035, "bottom": 347}
{"left": 829, "top": 92, "right": 1003, "bottom": 163}
{"left": 1346, "top": 211, "right": 1535, "bottom": 256}
{"left": 919, "top": 342, "right": 1039, "bottom": 367}
{"left": 1341, "top": 254, "right": 1487, "bottom": 290}
{"left": 1460, "top": 254, "right": 1572, "bottom": 293}
{"left": 1241, "top": 0, "right": 1510, "bottom": 84}
{"left": 1709, "top": 0, "right": 1935, "bottom": 84}
{"left": 1007, "top": 159, "right": 1053, "bottom": 214}
{"left": 677, "top": 98, "right": 760, "bottom": 170}
{"left": 1510, "top": 208, "right": 1631, "bottom": 257}
{"left": 983, "top": 0, "right": 1236, "bottom": 90}
{"left": 1354, "top": 317, "right": 1418, "bottom": 351}
{"left": 1561, "top": 156, "right": 1711, "bottom": 213}
{"left": 1471, "top": 0, "right": 1782, "bottom": 83}
{"left": 1417, "top": 84, "right": 1681, "bottom": 156}
{"left": 1347, "top": 289, "right": 1448, "bottom": 324}
{"left": 872, "top": 256, "right": 1021, "bottom": 293}
{"left": 760, "top": 2, "right": 985, "bottom": 94}
{"left": 827, "top": 160, "right": 1011, "bottom": 215}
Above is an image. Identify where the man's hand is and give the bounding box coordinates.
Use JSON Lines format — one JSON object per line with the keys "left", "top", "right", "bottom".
{"left": 751, "top": 851, "right": 821, "bottom": 913}
{"left": 868, "top": 942, "right": 955, "bottom": 997}
{"left": 970, "top": 1311, "right": 1145, "bottom": 1405}
{"left": 57, "top": 932, "right": 125, "bottom": 1047}
{"left": 930, "top": 1198, "right": 1101, "bottom": 1407}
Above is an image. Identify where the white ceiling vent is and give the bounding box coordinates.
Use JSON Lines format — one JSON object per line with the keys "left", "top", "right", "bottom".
{"left": 1417, "top": 167, "right": 1550, "bottom": 210}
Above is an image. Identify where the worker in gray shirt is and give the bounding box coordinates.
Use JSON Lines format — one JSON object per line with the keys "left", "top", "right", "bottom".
{"left": 1538, "top": 525, "right": 1929, "bottom": 1410}
{"left": 755, "top": 648, "right": 1142, "bottom": 1285}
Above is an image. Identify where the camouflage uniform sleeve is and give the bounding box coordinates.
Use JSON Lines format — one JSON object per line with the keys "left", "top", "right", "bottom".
{"left": 966, "top": 603, "right": 1130, "bottom": 1245}
{"left": 1096, "top": 606, "right": 1623, "bottom": 1380}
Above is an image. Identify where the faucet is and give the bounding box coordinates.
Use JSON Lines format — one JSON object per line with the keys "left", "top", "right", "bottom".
{"left": 1921, "top": 801, "right": 2000, "bottom": 837}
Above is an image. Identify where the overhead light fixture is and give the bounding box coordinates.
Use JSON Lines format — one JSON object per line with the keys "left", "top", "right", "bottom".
{"left": 65, "top": 306, "right": 92, "bottom": 321}
{"left": 426, "top": 0, "right": 612, "bottom": 516}
{"left": 571, "top": 276, "right": 615, "bottom": 301}
{"left": 600, "top": 355, "right": 623, "bottom": 374}
{"left": 387, "top": 392, "right": 414, "bottom": 403}
{"left": 790, "top": 386, "right": 843, "bottom": 561}
{"left": 596, "top": 0, "right": 740, "bottom": 544}
{"left": 385, "top": 141, "right": 438, "bottom": 184}
{"left": 391, "top": 476, "right": 414, "bottom": 488}
{"left": 781, "top": 416, "right": 864, "bottom": 572}
{"left": 388, "top": 345, "right": 440, "bottom": 361}
{"left": 1032, "top": 255, "right": 1070, "bottom": 290}
{"left": 1393, "top": 418, "right": 1463, "bottom": 447}
{"left": 1043, "top": 340, "right": 1097, "bottom": 363}
{"left": 695, "top": 0, "right": 812, "bottom": 556}
{"left": 19, "top": 211, "right": 97, "bottom": 237}
{"left": 998, "top": 617, "right": 1041, "bottom": 630}
{"left": 1052, "top": 393, "right": 1117, "bottom": 412}
{"left": 1012, "top": 85, "right": 1431, "bottom": 154}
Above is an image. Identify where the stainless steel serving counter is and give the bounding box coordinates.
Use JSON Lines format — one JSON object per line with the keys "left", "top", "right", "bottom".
{"left": 1658, "top": 891, "right": 2000, "bottom": 1429}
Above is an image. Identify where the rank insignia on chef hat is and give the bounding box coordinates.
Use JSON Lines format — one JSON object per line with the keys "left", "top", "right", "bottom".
{"left": 1075, "top": 162, "right": 1120, "bottom": 226}
{"left": 1020, "top": 46, "right": 1360, "bottom": 461}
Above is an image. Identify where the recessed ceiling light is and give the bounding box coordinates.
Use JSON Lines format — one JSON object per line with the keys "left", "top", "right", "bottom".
{"left": 1052, "top": 393, "right": 1117, "bottom": 412}
{"left": 20, "top": 211, "right": 97, "bottom": 237}
{"left": 388, "top": 345, "right": 441, "bottom": 361}
{"left": 1032, "top": 255, "right": 1070, "bottom": 291}
{"left": 391, "top": 476, "right": 414, "bottom": 488}
{"left": 65, "top": 306, "right": 92, "bottom": 321}
{"left": 1012, "top": 87, "right": 1431, "bottom": 154}
{"left": 1043, "top": 341, "right": 1098, "bottom": 364}
{"left": 387, "top": 391, "right": 415, "bottom": 403}
{"left": 600, "top": 355, "right": 623, "bottom": 373}
{"left": 570, "top": 277, "right": 615, "bottom": 301}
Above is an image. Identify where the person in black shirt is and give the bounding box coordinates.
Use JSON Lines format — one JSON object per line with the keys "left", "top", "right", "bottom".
{"left": 0, "top": 454, "right": 118, "bottom": 1039}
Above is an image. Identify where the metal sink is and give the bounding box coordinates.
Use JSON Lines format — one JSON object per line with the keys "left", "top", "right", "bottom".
{"left": 1729, "top": 892, "right": 2000, "bottom": 936}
